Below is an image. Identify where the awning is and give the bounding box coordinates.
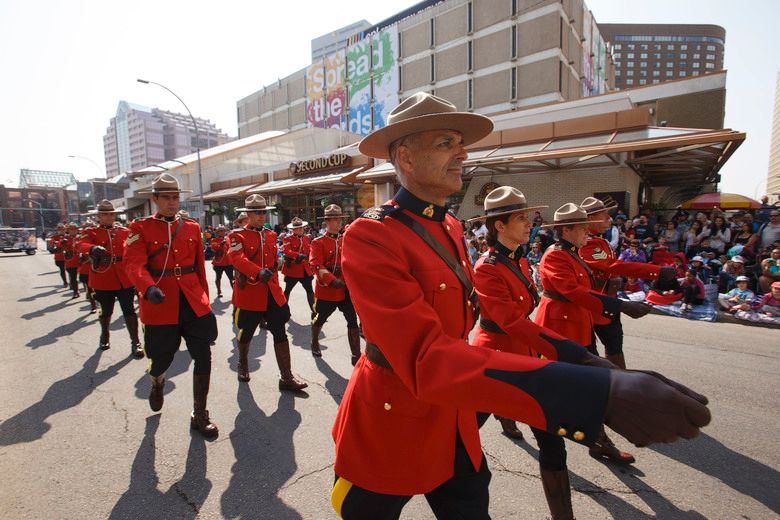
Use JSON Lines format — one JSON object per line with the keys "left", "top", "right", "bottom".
{"left": 463, "top": 126, "right": 745, "bottom": 187}
{"left": 248, "top": 167, "right": 365, "bottom": 194}
{"left": 356, "top": 162, "right": 395, "bottom": 182}
{"left": 190, "top": 183, "right": 260, "bottom": 202}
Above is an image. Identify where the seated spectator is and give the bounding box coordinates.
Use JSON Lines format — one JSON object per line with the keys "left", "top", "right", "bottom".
{"left": 689, "top": 255, "right": 713, "bottom": 284}
{"left": 719, "top": 255, "right": 751, "bottom": 293}
{"left": 618, "top": 239, "right": 647, "bottom": 263}
{"left": 672, "top": 254, "right": 687, "bottom": 279}
{"left": 680, "top": 270, "right": 706, "bottom": 313}
{"left": 758, "top": 248, "right": 780, "bottom": 294}
{"left": 718, "top": 276, "right": 755, "bottom": 313}
{"left": 750, "top": 281, "right": 780, "bottom": 321}
{"left": 730, "top": 221, "right": 758, "bottom": 261}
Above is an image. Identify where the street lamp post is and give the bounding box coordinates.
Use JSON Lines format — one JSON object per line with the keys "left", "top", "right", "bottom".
{"left": 137, "top": 79, "right": 205, "bottom": 228}
{"left": 28, "top": 200, "right": 45, "bottom": 239}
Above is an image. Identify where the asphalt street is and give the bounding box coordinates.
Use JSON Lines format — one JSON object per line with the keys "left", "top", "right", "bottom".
{"left": 1, "top": 245, "right": 778, "bottom": 519}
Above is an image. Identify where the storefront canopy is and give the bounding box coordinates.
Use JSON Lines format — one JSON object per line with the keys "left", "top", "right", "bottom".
{"left": 248, "top": 167, "right": 365, "bottom": 194}
{"left": 191, "top": 183, "right": 261, "bottom": 202}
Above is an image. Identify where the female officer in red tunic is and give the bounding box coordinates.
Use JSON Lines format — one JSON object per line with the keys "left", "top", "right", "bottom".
{"left": 281, "top": 216, "right": 315, "bottom": 317}
{"left": 228, "top": 194, "right": 307, "bottom": 391}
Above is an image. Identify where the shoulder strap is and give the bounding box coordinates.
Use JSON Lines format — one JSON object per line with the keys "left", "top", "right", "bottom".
{"left": 491, "top": 251, "right": 540, "bottom": 309}
{"left": 562, "top": 246, "right": 601, "bottom": 290}
{"left": 389, "top": 211, "right": 479, "bottom": 321}
{"left": 147, "top": 218, "right": 184, "bottom": 262}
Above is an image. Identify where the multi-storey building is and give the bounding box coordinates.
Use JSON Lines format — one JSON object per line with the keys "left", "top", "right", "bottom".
{"left": 237, "top": 0, "right": 614, "bottom": 139}
{"left": 103, "top": 101, "right": 233, "bottom": 178}
{"left": 768, "top": 71, "right": 780, "bottom": 202}
{"left": 599, "top": 23, "right": 725, "bottom": 90}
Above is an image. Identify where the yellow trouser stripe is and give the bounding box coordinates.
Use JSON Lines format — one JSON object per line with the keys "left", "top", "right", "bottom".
{"left": 234, "top": 308, "right": 245, "bottom": 343}
{"left": 311, "top": 298, "right": 319, "bottom": 325}
{"left": 330, "top": 477, "right": 353, "bottom": 518}
{"left": 234, "top": 308, "right": 240, "bottom": 328}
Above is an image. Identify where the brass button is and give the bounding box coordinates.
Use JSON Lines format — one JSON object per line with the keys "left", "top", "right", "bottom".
{"left": 573, "top": 431, "right": 585, "bottom": 441}
{"left": 467, "top": 301, "right": 472, "bottom": 307}
{"left": 461, "top": 260, "right": 467, "bottom": 266}
{"left": 578, "top": 273, "right": 583, "bottom": 277}
{"left": 563, "top": 315, "right": 567, "bottom": 319}
{"left": 383, "top": 402, "right": 392, "bottom": 411}
{"left": 174, "top": 249, "right": 178, "bottom": 253}
{"left": 557, "top": 427, "right": 567, "bottom": 437}
{"left": 446, "top": 225, "right": 451, "bottom": 231}
{"left": 439, "top": 283, "right": 446, "bottom": 291}
{"left": 519, "top": 296, "right": 524, "bottom": 301}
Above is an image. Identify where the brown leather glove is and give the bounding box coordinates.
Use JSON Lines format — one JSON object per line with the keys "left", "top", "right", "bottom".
{"left": 330, "top": 278, "right": 346, "bottom": 289}
{"left": 620, "top": 300, "right": 652, "bottom": 319}
{"left": 580, "top": 352, "right": 618, "bottom": 370}
{"left": 145, "top": 285, "right": 166, "bottom": 305}
{"left": 257, "top": 268, "right": 274, "bottom": 284}
{"left": 296, "top": 253, "right": 307, "bottom": 263}
{"left": 605, "top": 369, "right": 711, "bottom": 447}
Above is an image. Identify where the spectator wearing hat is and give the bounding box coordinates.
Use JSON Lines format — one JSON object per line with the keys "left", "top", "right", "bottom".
{"left": 309, "top": 204, "right": 361, "bottom": 365}
{"left": 680, "top": 270, "right": 706, "bottom": 313}
{"left": 688, "top": 255, "right": 712, "bottom": 284}
{"left": 78, "top": 200, "right": 141, "bottom": 356}
{"left": 719, "top": 255, "right": 750, "bottom": 293}
{"left": 718, "top": 276, "right": 755, "bottom": 313}
{"left": 750, "top": 281, "right": 780, "bottom": 322}
{"left": 330, "top": 92, "right": 710, "bottom": 519}
{"left": 49, "top": 223, "right": 68, "bottom": 287}
{"left": 210, "top": 225, "right": 233, "bottom": 298}
{"left": 758, "top": 248, "right": 780, "bottom": 294}
{"left": 228, "top": 195, "right": 307, "bottom": 392}
{"left": 281, "top": 216, "right": 315, "bottom": 316}
{"left": 124, "top": 173, "right": 220, "bottom": 438}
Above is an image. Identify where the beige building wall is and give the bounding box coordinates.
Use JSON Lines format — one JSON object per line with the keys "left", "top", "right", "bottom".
{"left": 768, "top": 72, "right": 780, "bottom": 202}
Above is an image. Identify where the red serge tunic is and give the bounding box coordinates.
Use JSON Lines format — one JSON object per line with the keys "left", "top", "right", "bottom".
{"left": 61, "top": 234, "right": 81, "bottom": 269}
{"left": 535, "top": 240, "right": 622, "bottom": 347}
{"left": 77, "top": 225, "right": 132, "bottom": 290}
{"left": 334, "top": 188, "right": 610, "bottom": 495}
{"left": 228, "top": 226, "right": 285, "bottom": 311}
{"left": 309, "top": 232, "right": 345, "bottom": 302}
{"left": 281, "top": 233, "right": 313, "bottom": 278}
{"left": 124, "top": 214, "right": 211, "bottom": 325}
{"left": 472, "top": 242, "right": 591, "bottom": 359}
{"left": 580, "top": 235, "right": 661, "bottom": 289}
{"left": 210, "top": 236, "right": 232, "bottom": 267}
{"left": 50, "top": 233, "right": 65, "bottom": 261}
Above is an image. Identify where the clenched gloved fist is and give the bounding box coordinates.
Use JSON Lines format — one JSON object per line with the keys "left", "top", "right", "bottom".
{"left": 605, "top": 369, "right": 710, "bottom": 447}
{"left": 257, "top": 268, "right": 274, "bottom": 284}
{"left": 89, "top": 245, "right": 108, "bottom": 259}
{"left": 296, "top": 254, "right": 307, "bottom": 263}
{"left": 620, "top": 300, "right": 652, "bottom": 319}
{"left": 658, "top": 266, "right": 677, "bottom": 282}
{"left": 145, "top": 285, "right": 166, "bottom": 304}
{"left": 330, "top": 278, "right": 346, "bottom": 289}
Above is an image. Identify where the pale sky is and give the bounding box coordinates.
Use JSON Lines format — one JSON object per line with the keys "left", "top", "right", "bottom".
{"left": 1, "top": 0, "right": 777, "bottom": 198}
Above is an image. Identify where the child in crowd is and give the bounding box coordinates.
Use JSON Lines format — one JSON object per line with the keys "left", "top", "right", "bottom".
{"left": 688, "top": 255, "right": 712, "bottom": 284}
{"left": 718, "top": 276, "right": 755, "bottom": 313}
{"left": 750, "top": 281, "right": 780, "bottom": 321}
{"left": 672, "top": 254, "right": 687, "bottom": 279}
{"left": 680, "top": 270, "right": 706, "bottom": 313}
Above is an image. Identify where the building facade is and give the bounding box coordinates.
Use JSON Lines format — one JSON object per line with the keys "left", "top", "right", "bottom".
{"left": 237, "top": 0, "right": 614, "bottom": 139}
{"left": 768, "top": 71, "right": 780, "bottom": 202}
{"left": 598, "top": 23, "right": 725, "bottom": 90}
{"left": 18, "top": 169, "right": 77, "bottom": 189}
{"left": 103, "top": 101, "right": 233, "bottom": 178}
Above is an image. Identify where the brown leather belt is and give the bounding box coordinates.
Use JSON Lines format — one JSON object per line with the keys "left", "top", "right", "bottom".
{"left": 542, "top": 289, "right": 570, "bottom": 302}
{"left": 479, "top": 318, "right": 506, "bottom": 335}
{"left": 365, "top": 342, "right": 391, "bottom": 370}
{"left": 148, "top": 264, "right": 196, "bottom": 277}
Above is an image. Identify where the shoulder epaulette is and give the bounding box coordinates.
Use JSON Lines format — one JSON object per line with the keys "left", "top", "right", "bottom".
{"left": 132, "top": 216, "right": 149, "bottom": 223}
{"left": 360, "top": 204, "right": 399, "bottom": 221}
{"left": 553, "top": 243, "right": 565, "bottom": 251}
{"left": 484, "top": 250, "right": 498, "bottom": 265}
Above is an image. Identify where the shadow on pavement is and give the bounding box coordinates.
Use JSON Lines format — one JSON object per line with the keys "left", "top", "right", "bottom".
{"left": 650, "top": 433, "right": 780, "bottom": 514}
{"left": 211, "top": 297, "right": 231, "bottom": 316}
{"left": 313, "top": 357, "right": 348, "bottom": 405}
{"left": 17, "top": 287, "right": 62, "bottom": 302}
{"left": 0, "top": 350, "right": 132, "bottom": 446}
{"left": 220, "top": 386, "right": 302, "bottom": 519}
{"left": 109, "top": 415, "right": 212, "bottom": 519}
{"left": 25, "top": 312, "right": 97, "bottom": 348}
{"left": 20, "top": 298, "right": 79, "bottom": 321}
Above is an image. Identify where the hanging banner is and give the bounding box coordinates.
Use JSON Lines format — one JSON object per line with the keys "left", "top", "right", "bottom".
{"left": 325, "top": 49, "right": 347, "bottom": 129}
{"left": 371, "top": 25, "right": 399, "bottom": 131}
{"left": 306, "top": 59, "right": 326, "bottom": 128}
{"left": 347, "top": 39, "right": 372, "bottom": 135}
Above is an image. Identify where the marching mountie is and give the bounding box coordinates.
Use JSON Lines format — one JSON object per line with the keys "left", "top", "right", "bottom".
{"left": 535, "top": 204, "right": 656, "bottom": 469}
{"left": 309, "top": 205, "right": 361, "bottom": 365}
{"left": 210, "top": 225, "right": 233, "bottom": 298}
{"left": 331, "top": 92, "right": 710, "bottom": 519}
{"left": 124, "top": 173, "right": 219, "bottom": 438}
{"left": 49, "top": 223, "right": 68, "bottom": 287}
{"left": 61, "top": 222, "right": 81, "bottom": 298}
{"left": 579, "top": 196, "right": 676, "bottom": 369}
{"left": 76, "top": 221, "right": 97, "bottom": 314}
{"left": 281, "top": 217, "right": 315, "bottom": 317}
{"left": 78, "top": 200, "right": 142, "bottom": 357}
{"left": 227, "top": 194, "right": 307, "bottom": 391}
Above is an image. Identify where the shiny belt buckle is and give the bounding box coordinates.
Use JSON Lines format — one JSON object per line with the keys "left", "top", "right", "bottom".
{"left": 173, "top": 266, "right": 182, "bottom": 277}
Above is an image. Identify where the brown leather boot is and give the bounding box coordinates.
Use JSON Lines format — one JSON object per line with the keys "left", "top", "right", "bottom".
{"left": 236, "top": 341, "right": 251, "bottom": 382}
{"left": 191, "top": 374, "right": 219, "bottom": 438}
{"left": 605, "top": 353, "right": 627, "bottom": 369}
{"left": 540, "top": 468, "right": 575, "bottom": 520}
{"left": 497, "top": 416, "right": 525, "bottom": 440}
{"left": 310, "top": 323, "right": 323, "bottom": 357}
{"left": 347, "top": 327, "right": 361, "bottom": 366}
{"left": 148, "top": 374, "right": 165, "bottom": 412}
{"left": 274, "top": 340, "right": 308, "bottom": 391}
{"left": 589, "top": 429, "right": 635, "bottom": 464}
{"left": 98, "top": 314, "right": 111, "bottom": 350}
{"left": 89, "top": 297, "right": 97, "bottom": 314}
{"left": 126, "top": 314, "right": 144, "bottom": 359}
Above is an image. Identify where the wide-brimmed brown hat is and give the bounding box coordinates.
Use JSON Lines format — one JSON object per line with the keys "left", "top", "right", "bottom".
{"left": 88, "top": 199, "right": 124, "bottom": 214}
{"left": 468, "top": 186, "right": 548, "bottom": 222}
{"left": 318, "top": 204, "right": 348, "bottom": 220}
{"left": 235, "top": 194, "right": 276, "bottom": 212}
{"left": 358, "top": 92, "right": 494, "bottom": 160}
{"left": 287, "top": 217, "right": 308, "bottom": 229}
{"left": 138, "top": 173, "right": 192, "bottom": 194}
{"left": 541, "top": 203, "right": 591, "bottom": 228}
{"left": 580, "top": 196, "right": 618, "bottom": 215}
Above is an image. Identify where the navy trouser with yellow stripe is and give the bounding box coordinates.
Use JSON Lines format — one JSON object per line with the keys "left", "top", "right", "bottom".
{"left": 331, "top": 435, "right": 491, "bottom": 519}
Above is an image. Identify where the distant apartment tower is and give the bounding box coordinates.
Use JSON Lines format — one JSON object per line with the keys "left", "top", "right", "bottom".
{"left": 599, "top": 24, "right": 725, "bottom": 90}
{"left": 103, "top": 101, "right": 233, "bottom": 178}
{"left": 238, "top": 0, "right": 614, "bottom": 139}
{"left": 768, "top": 71, "right": 780, "bottom": 201}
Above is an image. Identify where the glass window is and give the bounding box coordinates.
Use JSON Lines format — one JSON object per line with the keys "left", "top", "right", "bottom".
{"left": 640, "top": 53, "right": 648, "bottom": 59}
{"left": 628, "top": 44, "right": 635, "bottom": 50}
{"left": 655, "top": 44, "right": 661, "bottom": 50}
{"left": 653, "top": 79, "right": 660, "bottom": 84}
{"left": 680, "top": 53, "right": 687, "bottom": 59}
{"left": 707, "top": 45, "right": 716, "bottom": 51}
{"left": 666, "top": 62, "right": 674, "bottom": 68}
{"left": 693, "top": 53, "right": 700, "bottom": 59}
{"left": 614, "top": 52, "right": 622, "bottom": 59}
{"left": 692, "top": 71, "right": 700, "bottom": 76}
{"left": 627, "top": 61, "right": 634, "bottom": 67}
{"left": 666, "top": 70, "right": 673, "bottom": 77}
{"left": 627, "top": 53, "right": 634, "bottom": 58}
{"left": 706, "top": 54, "right": 715, "bottom": 60}
{"left": 667, "top": 44, "right": 674, "bottom": 50}
{"left": 706, "top": 63, "right": 715, "bottom": 69}
{"left": 626, "top": 79, "right": 634, "bottom": 85}
{"left": 639, "top": 79, "right": 646, "bottom": 85}
{"left": 654, "top": 62, "right": 661, "bottom": 68}
{"left": 680, "top": 44, "right": 688, "bottom": 50}
{"left": 640, "top": 44, "right": 648, "bottom": 50}
{"left": 653, "top": 53, "right": 661, "bottom": 59}
{"left": 667, "top": 53, "right": 675, "bottom": 59}
{"left": 640, "top": 62, "right": 647, "bottom": 68}
{"left": 615, "top": 44, "right": 622, "bottom": 50}
{"left": 639, "top": 70, "right": 647, "bottom": 77}
{"left": 626, "top": 70, "right": 634, "bottom": 76}
{"left": 693, "top": 62, "right": 700, "bottom": 68}
{"left": 652, "top": 70, "right": 660, "bottom": 77}
{"left": 679, "top": 71, "right": 687, "bottom": 77}
{"left": 679, "top": 62, "right": 687, "bottom": 68}
{"left": 615, "top": 70, "right": 621, "bottom": 76}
